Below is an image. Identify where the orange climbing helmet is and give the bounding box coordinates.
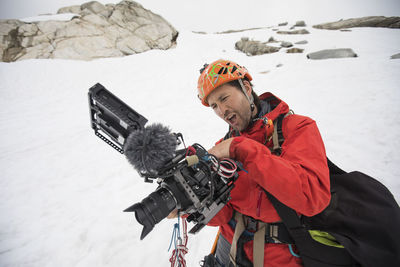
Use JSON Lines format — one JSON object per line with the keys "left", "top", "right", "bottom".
{"left": 197, "top": 59, "right": 253, "bottom": 106}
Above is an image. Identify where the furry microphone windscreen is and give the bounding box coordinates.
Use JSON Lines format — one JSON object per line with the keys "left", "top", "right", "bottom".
{"left": 124, "top": 123, "right": 178, "bottom": 173}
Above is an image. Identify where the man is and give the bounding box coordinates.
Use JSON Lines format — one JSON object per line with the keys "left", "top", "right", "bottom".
{"left": 198, "top": 59, "right": 331, "bottom": 267}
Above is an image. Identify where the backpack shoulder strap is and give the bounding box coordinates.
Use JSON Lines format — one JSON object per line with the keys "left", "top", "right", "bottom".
{"left": 264, "top": 190, "right": 303, "bottom": 229}
{"left": 272, "top": 110, "right": 293, "bottom": 155}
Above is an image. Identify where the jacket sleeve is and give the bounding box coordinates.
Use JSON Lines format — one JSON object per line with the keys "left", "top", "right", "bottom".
{"left": 229, "top": 115, "right": 330, "bottom": 216}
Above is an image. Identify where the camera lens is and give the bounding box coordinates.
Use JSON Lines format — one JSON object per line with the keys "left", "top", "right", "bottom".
{"left": 125, "top": 187, "right": 177, "bottom": 240}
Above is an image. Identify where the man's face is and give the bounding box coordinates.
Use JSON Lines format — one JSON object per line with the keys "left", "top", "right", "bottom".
{"left": 207, "top": 83, "right": 252, "bottom": 132}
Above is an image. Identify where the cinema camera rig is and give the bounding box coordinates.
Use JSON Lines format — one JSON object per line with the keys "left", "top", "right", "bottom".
{"left": 88, "top": 83, "right": 239, "bottom": 239}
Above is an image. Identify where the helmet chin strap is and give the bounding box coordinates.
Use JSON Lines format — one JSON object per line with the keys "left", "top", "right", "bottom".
{"left": 238, "top": 78, "right": 255, "bottom": 112}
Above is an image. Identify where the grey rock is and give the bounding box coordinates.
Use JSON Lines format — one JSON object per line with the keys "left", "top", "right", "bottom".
{"left": 278, "top": 22, "right": 288, "bottom": 26}
{"left": 0, "top": 0, "right": 178, "bottom": 62}
{"left": 281, "top": 41, "right": 293, "bottom": 48}
{"left": 235, "top": 38, "right": 280, "bottom": 56}
{"left": 259, "top": 70, "right": 270, "bottom": 74}
{"left": 277, "top": 29, "right": 310, "bottom": 34}
{"left": 81, "top": 13, "right": 109, "bottom": 26}
{"left": 287, "top": 47, "right": 304, "bottom": 53}
{"left": 313, "top": 16, "right": 400, "bottom": 30}
{"left": 18, "top": 23, "right": 39, "bottom": 37}
{"left": 267, "top": 36, "right": 277, "bottom": 43}
{"left": 294, "top": 21, "right": 306, "bottom": 27}
{"left": 80, "top": 1, "right": 106, "bottom": 14}
{"left": 276, "top": 63, "right": 283, "bottom": 67}
{"left": 295, "top": 40, "right": 308, "bottom": 45}
{"left": 215, "top": 27, "right": 269, "bottom": 34}
{"left": 390, "top": 53, "right": 400, "bottom": 59}
{"left": 57, "top": 5, "right": 81, "bottom": 14}
{"left": 307, "top": 48, "right": 357, "bottom": 60}
{"left": 52, "top": 36, "right": 123, "bottom": 60}
{"left": 0, "top": 19, "right": 23, "bottom": 35}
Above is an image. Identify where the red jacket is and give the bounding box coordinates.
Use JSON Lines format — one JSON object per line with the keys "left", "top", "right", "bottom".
{"left": 208, "top": 93, "right": 331, "bottom": 267}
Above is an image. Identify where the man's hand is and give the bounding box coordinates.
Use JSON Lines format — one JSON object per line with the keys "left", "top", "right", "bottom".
{"left": 167, "top": 209, "right": 178, "bottom": 219}
{"left": 208, "top": 138, "right": 234, "bottom": 159}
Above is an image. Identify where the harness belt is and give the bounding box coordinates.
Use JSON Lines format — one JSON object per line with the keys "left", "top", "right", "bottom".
{"left": 228, "top": 216, "right": 294, "bottom": 244}
{"left": 229, "top": 212, "right": 294, "bottom": 267}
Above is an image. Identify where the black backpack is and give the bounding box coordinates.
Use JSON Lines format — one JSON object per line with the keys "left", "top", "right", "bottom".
{"left": 266, "top": 114, "right": 400, "bottom": 267}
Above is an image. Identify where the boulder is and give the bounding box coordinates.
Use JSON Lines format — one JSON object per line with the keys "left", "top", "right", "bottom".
{"left": 294, "top": 21, "right": 306, "bottom": 27}
{"left": 287, "top": 48, "right": 304, "bottom": 53}
{"left": 0, "top": 0, "right": 178, "bottom": 62}
{"left": 278, "top": 22, "right": 288, "bottom": 26}
{"left": 313, "top": 16, "right": 400, "bottom": 30}
{"left": 215, "top": 27, "right": 269, "bottom": 34}
{"left": 295, "top": 40, "right": 308, "bottom": 45}
{"left": 277, "top": 29, "right": 310, "bottom": 35}
{"left": 307, "top": 48, "right": 357, "bottom": 60}
{"left": 391, "top": 53, "right": 400, "bottom": 59}
{"left": 235, "top": 37, "right": 280, "bottom": 56}
{"left": 57, "top": 5, "right": 81, "bottom": 14}
{"left": 81, "top": 1, "right": 107, "bottom": 14}
{"left": 280, "top": 41, "right": 293, "bottom": 48}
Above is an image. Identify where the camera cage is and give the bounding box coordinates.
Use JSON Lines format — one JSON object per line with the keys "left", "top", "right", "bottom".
{"left": 88, "top": 83, "right": 148, "bottom": 154}
{"left": 88, "top": 83, "right": 238, "bottom": 237}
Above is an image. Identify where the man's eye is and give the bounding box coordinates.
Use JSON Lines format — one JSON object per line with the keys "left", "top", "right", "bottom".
{"left": 221, "top": 96, "right": 228, "bottom": 102}
{"left": 211, "top": 104, "right": 217, "bottom": 109}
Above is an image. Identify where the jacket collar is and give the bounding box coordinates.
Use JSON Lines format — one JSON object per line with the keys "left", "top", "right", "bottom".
{"left": 225, "top": 92, "right": 290, "bottom": 139}
{"left": 257, "top": 92, "right": 290, "bottom": 122}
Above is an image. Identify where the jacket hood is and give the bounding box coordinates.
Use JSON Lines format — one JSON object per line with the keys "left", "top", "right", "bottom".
{"left": 257, "top": 92, "right": 290, "bottom": 122}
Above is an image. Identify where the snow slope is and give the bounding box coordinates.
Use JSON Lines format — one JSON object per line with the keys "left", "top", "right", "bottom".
{"left": 0, "top": 1, "right": 399, "bottom": 266}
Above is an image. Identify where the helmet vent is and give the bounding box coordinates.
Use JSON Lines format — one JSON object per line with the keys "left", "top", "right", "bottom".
{"left": 231, "top": 65, "right": 237, "bottom": 73}
{"left": 199, "top": 64, "right": 209, "bottom": 74}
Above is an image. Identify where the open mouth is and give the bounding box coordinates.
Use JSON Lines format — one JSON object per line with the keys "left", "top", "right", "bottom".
{"left": 226, "top": 113, "right": 237, "bottom": 125}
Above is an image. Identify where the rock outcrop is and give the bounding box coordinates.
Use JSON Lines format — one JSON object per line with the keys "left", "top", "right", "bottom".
{"left": 0, "top": 0, "right": 178, "bottom": 62}
{"left": 307, "top": 48, "right": 357, "bottom": 60}
{"left": 391, "top": 53, "right": 400, "bottom": 59}
{"left": 280, "top": 41, "right": 293, "bottom": 48}
{"left": 313, "top": 16, "right": 400, "bottom": 30}
{"left": 277, "top": 29, "right": 310, "bottom": 35}
{"left": 294, "top": 21, "right": 306, "bottom": 27}
{"left": 295, "top": 40, "right": 308, "bottom": 45}
{"left": 235, "top": 37, "right": 280, "bottom": 56}
{"left": 287, "top": 48, "right": 304, "bottom": 53}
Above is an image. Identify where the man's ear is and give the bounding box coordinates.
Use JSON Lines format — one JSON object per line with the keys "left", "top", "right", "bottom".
{"left": 242, "top": 80, "right": 253, "bottom": 102}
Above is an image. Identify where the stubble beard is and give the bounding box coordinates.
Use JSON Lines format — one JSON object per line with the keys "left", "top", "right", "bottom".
{"left": 230, "top": 106, "right": 252, "bottom": 132}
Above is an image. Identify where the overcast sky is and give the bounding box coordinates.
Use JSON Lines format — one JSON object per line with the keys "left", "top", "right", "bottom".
{"left": 1, "top": 0, "right": 399, "bottom": 19}
{"left": 0, "top": 0, "right": 115, "bottom": 19}
{"left": 0, "top": 0, "right": 399, "bottom": 32}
